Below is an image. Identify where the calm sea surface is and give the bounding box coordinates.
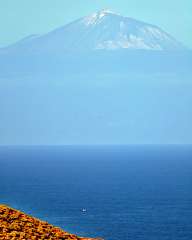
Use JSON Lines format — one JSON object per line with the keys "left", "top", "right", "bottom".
{"left": 0, "top": 145, "right": 192, "bottom": 240}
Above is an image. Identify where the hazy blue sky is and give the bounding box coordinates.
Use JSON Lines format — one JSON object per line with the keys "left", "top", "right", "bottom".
{"left": 0, "top": 0, "right": 191, "bottom": 48}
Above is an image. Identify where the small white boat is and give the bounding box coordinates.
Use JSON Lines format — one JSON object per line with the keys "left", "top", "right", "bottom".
{"left": 82, "top": 208, "right": 87, "bottom": 212}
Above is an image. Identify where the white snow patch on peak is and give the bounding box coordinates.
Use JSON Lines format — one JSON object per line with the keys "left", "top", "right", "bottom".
{"left": 99, "top": 9, "right": 117, "bottom": 15}
{"left": 83, "top": 9, "right": 118, "bottom": 26}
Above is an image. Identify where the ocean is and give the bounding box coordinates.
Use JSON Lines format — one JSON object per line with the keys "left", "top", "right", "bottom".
{"left": 0, "top": 145, "right": 192, "bottom": 240}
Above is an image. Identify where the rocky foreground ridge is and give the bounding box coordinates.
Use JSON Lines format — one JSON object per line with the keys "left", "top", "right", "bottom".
{"left": 0, "top": 205, "right": 102, "bottom": 240}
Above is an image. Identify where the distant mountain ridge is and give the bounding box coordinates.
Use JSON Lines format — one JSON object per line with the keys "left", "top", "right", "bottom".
{"left": 0, "top": 10, "right": 192, "bottom": 145}
{"left": 3, "top": 9, "right": 185, "bottom": 54}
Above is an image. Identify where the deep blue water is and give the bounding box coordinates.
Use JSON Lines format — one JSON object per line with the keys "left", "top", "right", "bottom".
{"left": 0, "top": 145, "right": 192, "bottom": 240}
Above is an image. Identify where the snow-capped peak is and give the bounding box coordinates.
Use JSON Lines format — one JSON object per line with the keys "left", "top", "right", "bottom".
{"left": 84, "top": 9, "right": 117, "bottom": 26}
{"left": 80, "top": 10, "right": 184, "bottom": 50}
{"left": 6, "top": 10, "right": 185, "bottom": 53}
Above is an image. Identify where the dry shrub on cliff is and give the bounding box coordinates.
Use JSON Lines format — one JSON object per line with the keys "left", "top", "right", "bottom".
{"left": 0, "top": 205, "right": 102, "bottom": 240}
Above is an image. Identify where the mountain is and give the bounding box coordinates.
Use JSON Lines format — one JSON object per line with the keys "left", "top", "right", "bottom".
{"left": 3, "top": 9, "right": 185, "bottom": 54}
{"left": 0, "top": 10, "right": 192, "bottom": 145}
{"left": 0, "top": 9, "right": 190, "bottom": 78}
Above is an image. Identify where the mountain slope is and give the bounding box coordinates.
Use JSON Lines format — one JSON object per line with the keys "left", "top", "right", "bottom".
{"left": 0, "top": 205, "right": 100, "bottom": 239}
{"left": 3, "top": 9, "right": 185, "bottom": 54}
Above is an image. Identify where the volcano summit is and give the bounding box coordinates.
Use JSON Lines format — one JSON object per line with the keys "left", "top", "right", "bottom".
{"left": 4, "top": 9, "right": 185, "bottom": 53}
